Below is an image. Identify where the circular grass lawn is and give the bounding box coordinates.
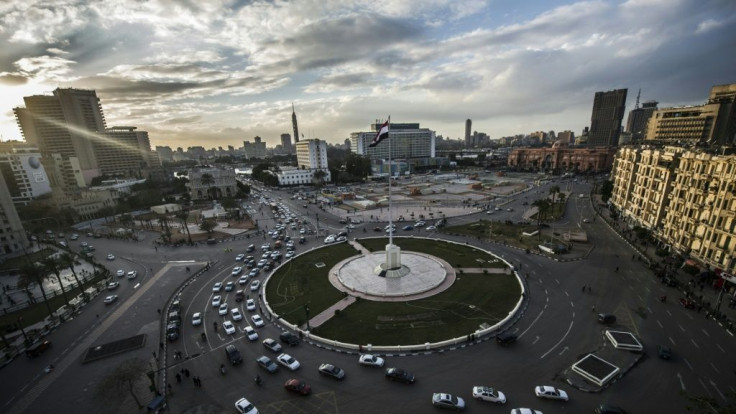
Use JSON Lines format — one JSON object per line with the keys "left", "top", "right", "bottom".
{"left": 265, "top": 237, "right": 522, "bottom": 346}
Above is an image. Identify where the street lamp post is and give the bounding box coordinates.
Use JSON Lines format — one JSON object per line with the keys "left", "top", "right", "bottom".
{"left": 305, "top": 304, "right": 310, "bottom": 332}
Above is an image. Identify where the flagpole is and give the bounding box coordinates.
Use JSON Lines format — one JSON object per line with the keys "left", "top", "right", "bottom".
{"left": 388, "top": 116, "right": 392, "bottom": 246}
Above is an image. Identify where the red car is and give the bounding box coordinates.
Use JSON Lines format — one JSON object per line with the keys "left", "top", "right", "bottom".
{"left": 679, "top": 298, "right": 696, "bottom": 309}
{"left": 284, "top": 378, "right": 311, "bottom": 395}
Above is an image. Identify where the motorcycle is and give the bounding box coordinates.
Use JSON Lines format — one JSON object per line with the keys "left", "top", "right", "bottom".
{"left": 254, "top": 375, "right": 262, "bottom": 386}
{"left": 220, "top": 364, "right": 226, "bottom": 375}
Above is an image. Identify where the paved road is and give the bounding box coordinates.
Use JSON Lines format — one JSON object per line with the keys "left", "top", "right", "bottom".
{"left": 3, "top": 179, "right": 735, "bottom": 414}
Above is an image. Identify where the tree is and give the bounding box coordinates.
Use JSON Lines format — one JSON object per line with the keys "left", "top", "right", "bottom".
{"left": 40, "top": 256, "right": 70, "bottom": 307}
{"left": 200, "top": 218, "right": 217, "bottom": 235}
{"left": 175, "top": 210, "right": 192, "bottom": 244}
{"left": 600, "top": 180, "right": 614, "bottom": 202}
{"left": 58, "top": 253, "right": 86, "bottom": 299}
{"left": 532, "top": 199, "right": 552, "bottom": 228}
{"left": 200, "top": 173, "right": 215, "bottom": 199}
{"left": 95, "top": 358, "right": 150, "bottom": 409}
{"left": 17, "top": 263, "right": 55, "bottom": 320}
{"left": 313, "top": 170, "right": 327, "bottom": 189}
{"left": 549, "top": 185, "right": 560, "bottom": 204}
{"left": 344, "top": 153, "right": 371, "bottom": 179}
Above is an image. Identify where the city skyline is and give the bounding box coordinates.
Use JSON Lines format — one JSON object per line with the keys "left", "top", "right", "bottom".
{"left": 1, "top": 0, "right": 735, "bottom": 149}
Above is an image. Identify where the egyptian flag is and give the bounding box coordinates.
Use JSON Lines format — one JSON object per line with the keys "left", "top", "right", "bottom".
{"left": 369, "top": 120, "right": 389, "bottom": 147}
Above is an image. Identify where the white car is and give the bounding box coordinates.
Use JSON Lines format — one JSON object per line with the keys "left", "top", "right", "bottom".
{"left": 231, "top": 308, "right": 243, "bottom": 321}
{"left": 244, "top": 326, "right": 258, "bottom": 341}
{"left": 106, "top": 254, "right": 115, "bottom": 260}
{"left": 232, "top": 266, "right": 243, "bottom": 276}
{"left": 212, "top": 295, "right": 222, "bottom": 307}
{"left": 239, "top": 275, "right": 249, "bottom": 285}
{"left": 425, "top": 225, "right": 437, "bottom": 231}
{"left": 358, "top": 354, "right": 385, "bottom": 367}
{"left": 250, "top": 280, "right": 261, "bottom": 292}
{"left": 336, "top": 235, "right": 347, "bottom": 242}
{"left": 235, "top": 253, "right": 245, "bottom": 261}
{"left": 277, "top": 353, "right": 300, "bottom": 370}
{"left": 414, "top": 221, "right": 426, "bottom": 227}
{"left": 285, "top": 250, "right": 295, "bottom": 258}
{"left": 116, "top": 269, "right": 125, "bottom": 277}
{"left": 251, "top": 314, "right": 264, "bottom": 327}
{"left": 534, "top": 385, "right": 568, "bottom": 401}
{"left": 323, "top": 235, "right": 335, "bottom": 244}
{"left": 103, "top": 295, "right": 118, "bottom": 305}
{"left": 225, "top": 281, "right": 235, "bottom": 292}
{"left": 510, "top": 409, "right": 542, "bottom": 414}
{"left": 472, "top": 386, "right": 506, "bottom": 403}
{"left": 235, "top": 397, "right": 258, "bottom": 414}
{"left": 223, "top": 320, "right": 236, "bottom": 335}
{"left": 192, "top": 312, "right": 202, "bottom": 326}
{"left": 107, "top": 281, "right": 120, "bottom": 290}
{"left": 246, "top": 299, "right": 256, "bottom": 311}
{"left": 213, "top": 282, "right": 223, "bottom": 292}
{"left": 218, "top": 303, "right": 229, "bottom": 316}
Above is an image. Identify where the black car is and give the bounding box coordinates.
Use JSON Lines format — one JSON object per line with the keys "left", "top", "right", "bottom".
{"left": 385, "top": 367, "right": 415, "bottom": 383}
{"left": 318, "top": 363, "right": 345, "bottom": 380}
{"left": 658, "top": 345, "right": 673, "bottom": 360}
{"left": 595, "top": 404, "right": 628, "bottom": 414}
{"left": 496, "top": 332, "right": 517, "bottom": 346}
{"left": 225, "top": 344, "right": 243, "bottom": 365}
{"left": 166, "top": 323, "right": 180, "bottom": 341}
{"left": 280, "top": 331, "right": 300, "bottom": 346}
{"left": 26, "top": 340, "right": 52, "bottom": 358}
{"left": 597, "top": 313, "right": 617, "bottom": 324}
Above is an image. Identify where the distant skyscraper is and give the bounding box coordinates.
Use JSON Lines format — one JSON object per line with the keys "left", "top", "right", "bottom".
{"left": 0, "top": 170, "right": 29, "bottom": 260}
{"left": 588, "top": 88, "right": 627, "bottom": 146}
{"left": 625, "top": 89, "right": 658, "bottom": 141}
{"left": 292, "top": 104, "right": 300, "bottom": 143}
{"left": 14, "top": 88, "right": 107, "bottom": 183}
{"left": 465, "top": 119, "right": 472, "bottom": 147}
{"left": 281, "top": 133, "right": 293, "bottom": 153}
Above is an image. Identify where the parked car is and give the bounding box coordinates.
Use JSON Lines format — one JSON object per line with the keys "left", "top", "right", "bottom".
{"left": 191, "top": 312, "right": 202, "bottom": 326}
{"left": 25, "top": 340, "right": 51, "bottom": 357}
{"left": 510, "top": 409, "right": 543, "bottom": 414}
{"left": 222, "top": 320, "right": 236, "bottom": 335}
{"left": 658, "top": 345, "right": 673, "bottom": 360}
{"left": 597, "top": 313, "right": 616, "bottom": 324}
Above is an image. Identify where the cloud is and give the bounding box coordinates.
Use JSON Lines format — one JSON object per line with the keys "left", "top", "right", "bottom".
{"left": 0, "top": 73, "right": 28, "bottom": 85}
{"left": 13, "top": 55, "right": 76, "bottom": 80}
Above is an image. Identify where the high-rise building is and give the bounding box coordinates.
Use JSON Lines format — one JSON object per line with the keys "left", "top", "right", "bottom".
{"left": 292, "top": 104, "right": 300, "bottom": 143}
{"left": 588, "top": 88, "right": 628, "bottom": 146}
{"left": 275, "top": 139, "right": 331, "bottom": 186}
{"left": 0, "top": 171, "right": 29, "bottom": 259}
{"left": 14, "top": 88, "right": 107, "bottom": 184}
{"left": 611, "top": 145, "right": 736, "bottom": 273}
{"left": 465, "top": 119, "right": 472, "bottom": 147}
{"left": 156, "top": 146, "right": 174, "bottom": 162}
{"left": 96, "top": 126, "right": 154, "bottom": 176}
{"left": 351, "top": 122, "right": 435, "bottom": 160}
{"left": 644, "top": 84, "right": 736, "bottom": 146}
{"left": 281, "top": 133, "right": 293, "bottom": 154}
{"left": 626, "top": 99, "right": 658, "bottom": 141}
{"left": 243, "top": 136, "right": 267, "bottom": 159}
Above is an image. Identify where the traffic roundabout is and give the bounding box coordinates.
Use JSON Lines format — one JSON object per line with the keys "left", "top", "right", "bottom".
{"left": 264, "top": 237, "right": 525, "bottom": 347}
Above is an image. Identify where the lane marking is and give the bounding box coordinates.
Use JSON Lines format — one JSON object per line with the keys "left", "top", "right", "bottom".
{"left": 679, "top": 324, "right": 685, "bottom": 332}
{"left": 656, "top": 320, "right": 663, "bottom": 329}
{"left": 716, "top": 343, "right": 725, "bottom": 353}
{"left": 683, "top": 358, "right": 693, "bottom": 371}
{"left": 710, "top": 378, "right": 726, "bottom": 401}
{"left": 540, "top": 320, "right": 574, "bottom": 359}
{"left": 691, "top": 338, "right": 699, "bottom": 349}
{"left": 710, "top": 362, "right": 720, "bottom": 374}
{"left": 677, "top": 373, "right": 686, "bottom": 391}
{"left": 701, "top": 328, "right": 710, "bottom": 337}
{"left": 669, "top": 336, "right": 675, "bottom": 346}
{"left": 698, "top": 378, "right": 713, "bottom": 398}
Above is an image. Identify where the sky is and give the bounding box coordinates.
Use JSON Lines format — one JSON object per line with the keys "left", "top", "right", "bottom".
{"left": 0, "top": 0, "right": 735, "bottom": 150}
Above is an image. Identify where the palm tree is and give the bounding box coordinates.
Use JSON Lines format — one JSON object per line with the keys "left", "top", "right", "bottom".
{"left": 40, "top": 255, "right": 70, "bottom": 307}
{"left": 313, "top": 170, "right": 327, "bottom": 189}
{"left": 532, "top": 199, "right": 552, "bottom": 228}
{"left": 58, "top": 253, "right": 86, "bottom": 299}
{"left": 201, "top": 173, "right": 215, "bottom": 199}
{"left": 175, "top": 209, "right": 193, "bottom": 244}
{"left": 18, "top": 263, "right": 55, "bottom": 320}
{"left": 549, "top": 185, "right": 560, "bottom": 204}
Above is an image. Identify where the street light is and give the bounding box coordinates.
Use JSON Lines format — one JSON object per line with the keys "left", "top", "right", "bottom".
{"left": 305, "top": 304, "right": 311, "bottom": 331}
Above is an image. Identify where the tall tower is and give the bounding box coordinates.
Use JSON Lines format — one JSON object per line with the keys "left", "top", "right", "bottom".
{"left": 292, "top": 103, "right": 300, "bottom": 143}
{"left": 588, "top": 88, "right": 627, "bottom": 146}
{"left": 626, "top": 90, "right": 658, "bottom": 141}
{"left": 464, "top": 119, "right": 472, "bottom": 147}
